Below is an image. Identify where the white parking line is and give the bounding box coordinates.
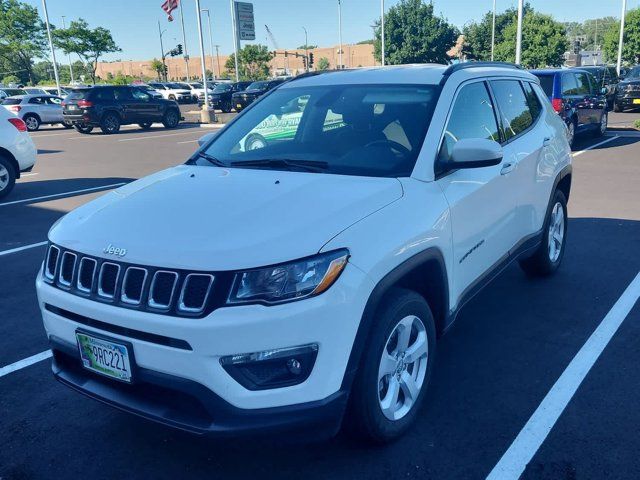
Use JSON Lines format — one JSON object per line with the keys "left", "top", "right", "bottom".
{"left": 0, "top": 241, "right": 48, "bottom": 257}
{"left": 117, "top": 130, "right": 202, "bottom": 142}
{"left": 572, "top": 135, "right": 618, "bottom": 157}
{"left": 176, "top": 139, "right": 199, "bottom": 144}
{"left": 0, "top": 350, "right": 52, "bottom": 378}
{"left": 486, "top": 271, "right": 640, "bottom": 480}
{"left": 0, "top": 182, "right": 126, "bottom": 207}
{"left": 20, "top": 173, "right": 39, "bottom": 177}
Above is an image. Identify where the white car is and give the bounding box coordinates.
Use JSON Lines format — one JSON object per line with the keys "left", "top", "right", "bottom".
{"left": 0, "top": 106, "right": 37, "bottom": 198}
{"left": 37, "top": 63, "right": 571, "bottom": 442}
{"left": 2, "top": 94, "right": 69, "bottom": 131}
{"left": 147, "top": 82, "right": 191, "bottom": 103}
{"left": 176, "top": 82, "right": 214, "bottom": 102}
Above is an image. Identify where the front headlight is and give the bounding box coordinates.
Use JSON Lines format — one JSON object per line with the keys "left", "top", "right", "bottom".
{"left": 227, "top": 249, "right": 349, "bottom": 305}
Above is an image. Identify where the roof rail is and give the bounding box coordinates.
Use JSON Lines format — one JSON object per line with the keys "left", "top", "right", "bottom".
{"left": 440, "top": 61, "right": 522, "bottom": 85}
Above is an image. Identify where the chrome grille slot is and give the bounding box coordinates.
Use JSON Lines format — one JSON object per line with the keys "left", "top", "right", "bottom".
{"left": 77, "top": 257, "right": 97, "bottom": 293}
{"left": 58, "top": 252, "right": 77, "bottom": 287}
{"left": 178, "top": 274, "right": 214, "bottom": 313}
{"left": 148, "top": 271, "right": 178, "bottom": 309}
{"left": 45, "top": 245, "right": 60, "bottom": 281}
{"left": 121, "top": 267, "right": 148, "bottom": 305}
{"left": 98, "top": 262, "right": 120, "bottom": 299}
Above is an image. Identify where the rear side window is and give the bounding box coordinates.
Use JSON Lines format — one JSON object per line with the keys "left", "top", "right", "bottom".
{"left": 67, "top": 90, "right": 91, "bottom": 100}
{"left": 522, "top": 82, "right": 542, "bottom": 122}
{"left": 534, "top": 75, "right": 554, "bottom": 98}
{"left": 2, "top": 98, "right": 22, "bottom": 105}
{"left": 28, "top": 97, "right": 46, "bottom": 105}
{"left": 439, "top": 81, "right": 500, "bottom": 162}
{"left": 562, "top": 74, "right": 578, "bottom": 95}
{"left": 113, "top": 88, "right": 132, "bottom": 100}
{"left": 93, "top": 88, "right": 114, "bottom": 101}
{"left": 490, "top": 80, "right": 533, "bottom": 141}
{"left": 574, "top": 73, "right": 591, "bottom": 95}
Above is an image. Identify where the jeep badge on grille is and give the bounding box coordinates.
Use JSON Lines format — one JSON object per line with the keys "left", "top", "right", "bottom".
{"left": 103, "top": 244, "right": 127, "bottom": 257}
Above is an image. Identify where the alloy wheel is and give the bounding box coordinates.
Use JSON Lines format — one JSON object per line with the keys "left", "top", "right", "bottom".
{"left": 0, "top": 164, "right": 8, "bottom": 191}
{"left": 548, "top": 201, "right": 565, "bottom": 263}
{"left": 25, "top": 116, "right": 38, "bottom": 131}
{"left": 378, "top": 315, "right": 428, "bottom": 421}
{"left": 600, "top": 112, "right": 608, "bottom": 135}
{"left": 567, "top": 121, "right": 575, "bottom": 147}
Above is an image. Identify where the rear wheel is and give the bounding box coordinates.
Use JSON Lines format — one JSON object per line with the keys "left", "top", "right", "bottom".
{"left": 347, "top": 289, "right": 436, "bottom": 443}
{"left": 62, "top": 121, "right": 73, "bottom": 129}
{"left": 74, "top": 123, "right": 93, "bottom": 134}
{"left": 138, "top": 121, "right": 153, "bottom": 130}
{"left": 100, "top": 112, "right": 121, "bottom": 134}
{"left": 519, "top": 190, "right": 568, "bottom": 277}
{"left": 162, "top": 109, "right": 179, "bottom": 129}
{"left": 566, "top": 118, "right": 576, "bottom": 148}
{"left": 593, "top": 111, "right": 608, "bottom": 137}
{"left": 0, "top": 155, "right": 17, "bottom": 199}
{"left": 23, "top": 114, "right": 40, "bottom": 131}
{"left": 613, "top": 102, "right": 621, "bottom": 113}
{"left": 221, "top": 100, "right": 232, "bottom": 113}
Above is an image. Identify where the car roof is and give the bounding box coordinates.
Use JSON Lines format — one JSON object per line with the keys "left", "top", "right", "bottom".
{"left": 7, "top": 94, "right": 59, "bottom": 100}
{"left": 282, "top": 64, "right": 535, "bottom": 89}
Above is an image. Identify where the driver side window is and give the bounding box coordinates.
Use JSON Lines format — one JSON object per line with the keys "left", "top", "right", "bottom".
{"left": 438, "top": 82, "right": 500, "bottom": 163}
{"left": 132, "top": 88, "right": 151, "bottom": 101}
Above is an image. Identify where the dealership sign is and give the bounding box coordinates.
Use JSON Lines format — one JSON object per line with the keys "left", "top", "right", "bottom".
{"left": 235, "top": 1, "right": 255, "bottom": 40}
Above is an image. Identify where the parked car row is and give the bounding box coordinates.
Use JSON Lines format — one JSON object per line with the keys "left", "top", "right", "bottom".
{"left": 197, "top": 78, "right": 287, "bottom": 113}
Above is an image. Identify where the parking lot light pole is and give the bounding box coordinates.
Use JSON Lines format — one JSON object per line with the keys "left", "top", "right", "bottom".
{"left": 491, "top": 0, "right": 496, "bottom": 61}
{"left": 338, "top": 0, "right": 343, "bottom": 69}
{"left": 381, "top": 0, "right": 385, "bottom": 66}
{"left": 179, "top": 0, "right": 190, "bottom": 81}
{"left": 515, "top": 0, "right": 523, "bottom": 65}
{"left": 41, "top": 0, "right": 61, "bottom": 95}
{"left": 302, "top": 26, "right": 309, "bottom": 72}
{"left": 230, "top": 0, "right": 240, "bottom": 82}
{"left": 61, "top": 16, "right": 74, "bottom": 84}
{"left": 201, "top": 9, "right": 215, "bottom": 79}
{"left": 195, "top": 0, "right": 211, "bottom": 122}
{"left": 617, "top": 0, "right": 627, "bottom": 75}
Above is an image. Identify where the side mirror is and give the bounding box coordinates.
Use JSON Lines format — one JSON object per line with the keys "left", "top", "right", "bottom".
{"left": 197, "top": 131, "right": 217, "bottom": 147}
{"left": 449, "top": 138, "right": 503, "bottom": 170}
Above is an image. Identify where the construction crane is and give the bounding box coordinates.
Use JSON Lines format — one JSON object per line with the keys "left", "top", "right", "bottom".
{"left": 265, "top": 25, "right": 279, "bottom": 50}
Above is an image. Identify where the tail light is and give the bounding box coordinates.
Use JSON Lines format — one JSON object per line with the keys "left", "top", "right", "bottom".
{"left": 8, "top": 105, "right": 21, "bottom": 113}
{"left": 8, "top": 118, "right": 27, "bottom": 132}
{"left": 551, "top": 98, "right": 563, "bottom": 113}
{"left": 77, "top": 100, "right": 93, "bottom": 108}
{"left": 61, "top": 101, "right": 66, "bottom": 107}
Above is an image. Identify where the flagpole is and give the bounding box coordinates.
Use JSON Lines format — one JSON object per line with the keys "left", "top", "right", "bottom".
{"left": 178, "top": 0, "right": 190, "bottom": 81}
{"left": 515, "top": 0, "right": 523, "bottom": 65}
{"left": 41, "top": 0, "right": 61, "bottom": 94}
{"left": 617, "top": 0, "right": 627, "bottom": 75}
{"left": 491, "top": 0, "right": 496, "bottom": 61}
{"left": 381, "top": 0, "right": 385, "bottom": 66}
{"left": 230, "top": 0, "right": 240, "bottom": 81}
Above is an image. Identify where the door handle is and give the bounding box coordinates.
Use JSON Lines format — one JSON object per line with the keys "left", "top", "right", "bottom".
{"left": 543, "top": 137, "right": 552, "bottom": 146}
{"left": 500, "top": 162, "right": 515, "bottom": 175}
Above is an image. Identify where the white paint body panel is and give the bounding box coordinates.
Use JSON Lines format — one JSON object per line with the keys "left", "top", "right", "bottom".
{"left": 0, "top": 107, "right": 37, "bottom": 172}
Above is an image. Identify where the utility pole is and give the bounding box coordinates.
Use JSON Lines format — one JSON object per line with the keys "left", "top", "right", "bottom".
{"left": 381, "top": 0, "right": 385, "bottom": 66}
{"left": 158, "top": 20, "right": 167, "bottom": 81}
{"left": 178, "top": 0, "right": 190, "bottom": 80}
{"left": 214, "top": 44, "right": 221, "bottom": 78}
{"left": 491, "top": 0, "right": 496, "bottom": 61}
{"left": 201, "top": 9, "right": 215, "bottom": 79}
{"left": 515, "top": 0, "right": 523, "bottom": 65}
{"left": 617, "top": 0, "right": 627, "bottom": 75}
{"left": 61, "top": 16, "right": 74, "bottom": 84}
{"left": 41, "top": 0, "right": 61, "bottom": 94}
{"left": 195, "top": 0, "right": 211, "bottom": 122}
{"left": 302, "top": 26, "right": 309, "bottom": 72}
{"left": 338, "top": 0, "right": 343, "bottom": 69}
{"left": 230, "top": 0, "right": 240, "bottom": 81}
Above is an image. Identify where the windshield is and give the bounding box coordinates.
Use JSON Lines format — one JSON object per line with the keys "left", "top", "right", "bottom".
{"left": 2, "top": 89, "right": 25, "bottom": 96}
{"left": 190, "top": 82, "right": 203, "bottom": 88}
{"left": 580, "top": 67, "right": 603, "bottom": 83}
{"left": 533, "top": 74, "right": 554, "bottom": 97}
{"left": 167, "top": 83, "right": 184, "bottom": 89}
{"left": 196, "top": 84, "right": 439, "bottom": 178}
{"left": 247, "top": 81, "right": 268, "bottom": 90}
{"left": 627, "top": 66, "right": 640, "bottom": 79}
{"left": 214, "top": 84, "right": 231, "bottom": 92}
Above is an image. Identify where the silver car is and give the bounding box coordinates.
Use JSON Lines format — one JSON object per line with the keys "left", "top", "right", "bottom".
{"left": 2, "top": 94, "right": 70, "bottom": 131}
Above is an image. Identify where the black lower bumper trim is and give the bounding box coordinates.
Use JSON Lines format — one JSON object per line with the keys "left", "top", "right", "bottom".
{"left": 49, "top": 336, "right": 348, "bottom": 438}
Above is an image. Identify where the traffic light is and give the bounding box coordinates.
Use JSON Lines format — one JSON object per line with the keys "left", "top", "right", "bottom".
{"left": 303, "top": 57, "right": 307, "bottom": 68}
{"left": 177, "top": 44, "right": 183, "bottom": 55}
{"left": 284, "top": 50, "right": 288, "bottom": 57}
{"left": 308, "top": 52, "right": 314, "bottom": 66}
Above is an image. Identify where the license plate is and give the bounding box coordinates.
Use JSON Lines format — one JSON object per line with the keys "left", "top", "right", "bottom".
{"left": 237, "top": 103, "right": 242, "bottom": 108}
{"left": 633, "top": 99, "right": 640, "bottom": 105}
{"left": 76, "top": 331, "right": 132, "bottom": 383}
{"left": 68, "top": 104, "right": 78, "bottom": 110}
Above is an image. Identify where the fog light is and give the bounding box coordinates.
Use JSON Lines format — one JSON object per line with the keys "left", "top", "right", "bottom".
{"left": 220, "top": 344, "right": 318, "bottom": 391}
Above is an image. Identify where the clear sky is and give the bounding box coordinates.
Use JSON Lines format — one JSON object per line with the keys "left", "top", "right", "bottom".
{"left": 26, "top": 0, "right": 639, "bottom": 62}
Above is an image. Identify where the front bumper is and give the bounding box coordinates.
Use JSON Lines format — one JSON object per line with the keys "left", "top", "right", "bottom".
{"left": 615, "top": 94, "right": 640, "bottom": 109}
{"left": 37, "top": 263, "right": 373, "bottom": 435}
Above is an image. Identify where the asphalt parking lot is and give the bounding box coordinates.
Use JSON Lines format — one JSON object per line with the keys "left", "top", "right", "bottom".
{"left": 1, "top": 113, "right": 640, "bottom": 479}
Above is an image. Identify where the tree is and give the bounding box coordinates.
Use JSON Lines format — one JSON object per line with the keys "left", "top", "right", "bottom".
{"left": 463, "top": 6, "right": 529, "bottom": 60}
{"left": 0, "top": 0, "right": 48, "bottom": 84}
{"left": 603, "top": 8, "right": 640, "bottom": 65}
{"left": 373, "top": 0, "right": 458, "bottom": 65}
{"left": 150, "top": 58, "right": 165, "bottom": 81}
{"left": 297, "top": 44, "right": 317, "bottom": 50}
{"left": 1, "top": 74, "right": 19, "bottom": 84}
{"left": 53, "top": 19, "right": 120, "bottom": 84}
{"left": 357, "top": 39, "right": 374, "bottom": 45}
{"left": 224, "top": 44, "right": 273, "bottom": 80}
{"left": 317, "top": 57, "right": 330, "bottom": 70}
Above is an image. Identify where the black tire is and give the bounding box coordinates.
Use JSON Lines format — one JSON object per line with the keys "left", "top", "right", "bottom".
{"left": 0, "top": 155, "right": 17, "bottom": 199}
{"left": 221, "top": 101, "right": 232, "bottom": 113}
{"left": 138, "top": 121, "right": 153, "bottom": 130}
{"left": 613, "top": 102, "right": 621, "bottom": 113}
{"left": 592, "top": 111, "right": 607, "bottom": 138}
{"left": 162, "top": 109, "right": 179, "bottom": 129}
{"left": 347, "top": 289, "right": 436, "bottom": 443}
{"left": 566, "top": 118, "right": 576, "bottom": 148}
{"left": 100, "top": 112, "right": 121, "bottom": 134}
{"left": 23, "top": 114, "right": 40, "bottom": 132}
{"left": 519, "top": 189, "right": 568, "bottom": 277}
{"left": 168, "top": 94, "right": 176, "bottom": 101}
{"left": 74, "top": 124, "right": 93, "bottom": 134}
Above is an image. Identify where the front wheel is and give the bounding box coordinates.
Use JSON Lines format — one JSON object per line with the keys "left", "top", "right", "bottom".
{"left": 347, "top": 289, "right": 436, "bottom": 443}
{"left": 519, "top": 189, "right": 568, "bottom": 277}
{"left": 0, "top": 155, "right": 17, "bottom": 199}
{"left": 74, "top": 124, "right": 93, "bottom": 134}
{"left": 162, "top": 109, "right": 179, "bottom": 129}
{"left": 593, "top": 111, "right": 607, "bottom": 137}
{"left": 566, "top": 119, "right": 576, "bottom": 148}
{"left": 23, "top": 114, "right": 40, "bottom": 131}
{"left": 221, "top": 101, "right": 232, "bottom": 113}
{"left": 100, "top": 113, "right": 121, "bottom": 134}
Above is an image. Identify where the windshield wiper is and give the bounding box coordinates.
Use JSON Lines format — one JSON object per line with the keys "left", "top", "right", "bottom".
{"left": 195, "top": 151, "right": 226, "bottom": 167}
{"left": 230, "top": 159, "right": 329, "bottom": 173}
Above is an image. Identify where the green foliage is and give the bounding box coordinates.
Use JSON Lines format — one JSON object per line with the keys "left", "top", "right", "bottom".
{"left": 373, "top": 0, "right": 458, "bottom": 65}
{"left": 53, "top": 18, "right": 120, "bottom": 84}
{"left": 0, "top": 0, "right": 48, "bottom": 84}
{"left": 603, "top": 8, "right": 640, "bottom": 64}
{"left": 316, "top": 57, "right": 330, "bottom": 71}
{"left": 297, "top": 44, "right": 317, "bottom": 50}
{"left": 149, "top": 58, "right": 165, "bottom": 81}
{"left": 224, "top": 44, "right": 273, "bottom": 80}
{"left": 1, "top": 74, "right": 20, "bottom": 84}
{"left": 564, "top": 17, "right": 617, "bottom": 51}
{"left": 357, "top": 39, "right": 374, "bottom": 45}
{"left": 463, "top": 6, "right": 530, "bottom": 60}
{"left": 634, "top": 119, "right": 640, "bottom": 130}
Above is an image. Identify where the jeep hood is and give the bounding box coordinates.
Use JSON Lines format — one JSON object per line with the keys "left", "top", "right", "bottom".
{"left": 49, "top": 165, "right": 403, "bottom": 270}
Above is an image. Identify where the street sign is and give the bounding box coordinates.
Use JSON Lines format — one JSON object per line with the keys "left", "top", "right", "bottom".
{"left": 234, "top": 1, "right": 255, "bottom": 40}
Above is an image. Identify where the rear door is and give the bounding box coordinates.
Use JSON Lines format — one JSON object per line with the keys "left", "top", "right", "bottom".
{"left": 130, "top": 87, "right": 162, "bottom": 121}
{"left": 562, "top": 73, "right": 591, "bottom": 131}
{"left": 44, "top": 96, "right": 63, "bottom": 123}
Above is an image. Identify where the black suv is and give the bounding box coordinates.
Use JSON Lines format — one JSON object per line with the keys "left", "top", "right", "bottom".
{"left": 614, "top": 65, "right": 640, "bottom": 112}
{"left": 198, "top": 81, "right": 251, "bottom": 112}
{"left": 231, "top": 79, "right": 286, "bottom": 112}
{"left": 62, "top": 85, "right": 181, "bottom": 134}
{"left": 573, "top": 65, "right": 619, "bottom": 109}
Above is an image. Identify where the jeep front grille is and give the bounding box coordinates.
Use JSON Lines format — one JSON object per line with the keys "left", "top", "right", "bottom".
{"left": 43, "top": 244, "right": 221, "bottom": 318}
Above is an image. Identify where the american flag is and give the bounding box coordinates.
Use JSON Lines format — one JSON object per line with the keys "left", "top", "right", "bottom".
{"left": 161, "top": 0, "right": 179, "bottom": 22}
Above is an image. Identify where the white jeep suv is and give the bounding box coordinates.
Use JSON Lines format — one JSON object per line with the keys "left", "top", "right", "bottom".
{"left": 37, "top": 63, "right": 571, "bottom": 442}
